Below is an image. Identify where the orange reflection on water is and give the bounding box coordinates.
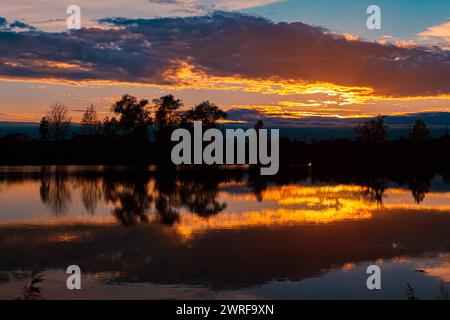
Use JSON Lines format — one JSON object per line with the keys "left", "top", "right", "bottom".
{"left": 173, "top": 184, "right": 450, "bottom": 239}
{"left": 174, "top": 207, "right": 372, "bottom": 239}
{"left": 3, "top": 179, "right": 450, "bottom": 242}
{"left": 174, "top": 185, "right": 375, "bottom": 238}
{"left": 231, "top": 185, "right": 450, "bottom": 212}
{"left": 419, "top": 254, "right": 450, "bottom": 282}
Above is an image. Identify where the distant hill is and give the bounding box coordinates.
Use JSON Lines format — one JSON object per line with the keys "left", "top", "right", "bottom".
{"left": 1, "top": 112, "right": 449, "bottom": 141}
{"left": 0, "top": 122, "right": 81, "bottom": 139}
{"left": 225, "top": 111, "right": 450, "bottom": 141}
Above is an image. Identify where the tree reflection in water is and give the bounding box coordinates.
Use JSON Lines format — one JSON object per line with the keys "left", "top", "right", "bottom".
{"left": 36, "top": 167, "right": 232, "bottom": 226}
{"left": 360, "top": 178, "right": 387, "bottom": 205}
{"left": 408, "top": 175, "right": 432, "bottom": 204}
{"left": 39, "top": 166, "right": 72, "bottom": 216}
{"left": 154, "top": 169, "right": 180, "bottom": 225}
{"left": 80, "top": 178, "right": 103, "bottom": 215}
{"left": 34, "top": 166, "right": 436, "bottom": 224}
{"left": 247, "top": 168, "right": 267, "bottom": 202}
{"left": 103, "top": 169, "right": 153, "bottom": 227}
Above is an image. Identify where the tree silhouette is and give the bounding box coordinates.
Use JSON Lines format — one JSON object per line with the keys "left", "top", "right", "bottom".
{"left": 45, "top": 102, "right": 71, "bottom": 141}
{"left": 152, "top": 95, "right": 183, "bottom": 163}
{"left": 254, "top": 120, "right": 264, "bottom": 161}
{"left": 81, "top": 104, "right": 101, "bottom": 135}
{"left": 254, "top": 120, "right": 264, "bottom": 131}
{"left": 355, "top": 116, "right": 388, "bottom": 143}
{"left": 410, "top": 119, "right": 430, "bottom": 143}
{"left": 102, "top": 116, "right": 119, "bottom": 138}
{"left": 38, "top": 117, "right": 49, "bottom": 141}
{"left": 153, "top": 94, "right": 183, "bottom": 129}
{"left": 184, "top": 101, "right": 227, "bottom": 128}
{"left": 111, "top": 94, "right": 152, "bottom": 139}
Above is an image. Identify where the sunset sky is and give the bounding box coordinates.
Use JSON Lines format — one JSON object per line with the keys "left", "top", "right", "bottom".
{"left": 0, "top": 0, "right": 449, "bottom": 123}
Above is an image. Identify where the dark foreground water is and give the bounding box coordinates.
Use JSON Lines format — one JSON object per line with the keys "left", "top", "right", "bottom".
{"left": 0, "top": 166, "right": 449, "bottom": 300}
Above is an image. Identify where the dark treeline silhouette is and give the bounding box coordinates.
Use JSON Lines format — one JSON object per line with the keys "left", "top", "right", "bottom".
{"left": 2, "top": 94, "right": 229, "bottom": 165}
{"left": 280, "top": 116, "right": 450, "bottom": 174}
{"left": 1, "top": 96, "right": 450, "bottom": 174}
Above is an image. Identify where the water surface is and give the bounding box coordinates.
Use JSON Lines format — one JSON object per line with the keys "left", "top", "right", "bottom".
{"left": 0, "top": 166, "right": 449, "bottom": 300}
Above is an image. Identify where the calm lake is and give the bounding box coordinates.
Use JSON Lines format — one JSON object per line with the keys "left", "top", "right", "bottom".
{"left": 0, "top": 165, "right": 449, "bottom": 300}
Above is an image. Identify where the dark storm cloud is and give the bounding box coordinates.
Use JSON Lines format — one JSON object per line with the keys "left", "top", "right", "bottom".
{"left": 0, "top": 12, "right": 449, "bottom": 97}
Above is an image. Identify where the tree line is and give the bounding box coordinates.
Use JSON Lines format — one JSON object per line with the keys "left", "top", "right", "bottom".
{"left": 2, "top": 94, "right": 449, "bottom": 170}
{"left": 38, "top": 94, "right": 228, "bottom": 142}
{"left": 355, "top": 115, "right": 432, "bottom": 143}
{"left": 37, "top": 94, "right": 435, "bottom": 144}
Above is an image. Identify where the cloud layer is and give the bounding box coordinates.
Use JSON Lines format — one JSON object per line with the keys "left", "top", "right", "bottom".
{"left": 419, "top": 21, "right": 450, "bottom": 49}
{"left": 148, "top": 0, "right": 284, "bottom": 12}
{"left": 0, "top": 12, "right": 449, "bottom": 98}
